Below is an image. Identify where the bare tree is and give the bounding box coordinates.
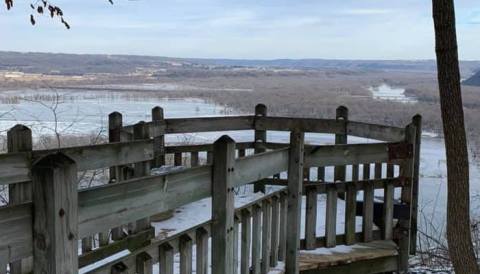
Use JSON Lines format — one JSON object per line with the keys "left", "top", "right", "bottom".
{"left": 432, "top": 0, "right": 479, "bottom": 273}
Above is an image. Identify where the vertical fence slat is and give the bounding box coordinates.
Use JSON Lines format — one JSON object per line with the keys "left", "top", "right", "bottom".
{"left": 305, "top": 184, "right": 317, "bottom": 250}
{"left": 325, "top": 183, "right": 337, "bottom": 248}
{"left": 81, "top": 236, "right": 93, "bottom": 253}
{"left": 278, "top": 192, "right": 287, "bottom": 262}
{"left": 345, "top": 164, "right": 358, "bottom": 245}
{"left": 174, "top": 152, "right": 183, "bottom": 167}
{"left": 270, "top": 196, "right": 280, "bottom": 267}
{"left": 411, "top": 114, "right": 422, "bottom": 254}
{"left": 261, "top": 200, "right": 272, "bottom": 274}
{"left": 240, "top": 209, "right": 252, "bottom": 274}
{"left": 286, "top": 130, "right": 304, "bottom": 274}
{"left": 252, "top": 205, "right": 262, "bottom": 274}
{"left": 196, "top": 227, "right": 209, "bottom": 274}
{"left": 159, "top": 244, "right": 174, "bottom": 274}
{"left": 362, "top": 163, "right": 374, "bottom": 242}
{"left": 136, "top": 252, "right": 153, "bottom": 274}
{"left": 179, "top": 235, "right": 193, "bottom": 274}
{"left": 233, "top": 217, "right": 240, "bottom": 274}
{"left": 254, "top": 104, "right": 267, "bottom": 193}
{"left": 212, "top": 136, "right": 236, "bottom": 274}
{"left": 32, "top": 153, "right": 78, "bottom": 273}
{"left": 7, "top": 125, "right": 33, "bottom": 274}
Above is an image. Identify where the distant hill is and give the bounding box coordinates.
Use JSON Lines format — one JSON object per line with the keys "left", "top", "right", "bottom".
{"left": 464, "top": 70, "right": 480, "bottom": 86}
{"left": 1, "top": 51, "right": 480, "bottom": 77}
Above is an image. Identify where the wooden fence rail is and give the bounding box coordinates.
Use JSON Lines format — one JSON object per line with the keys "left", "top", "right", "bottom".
{"left": 0, "top": 105, "right": 421, "bottom": 274}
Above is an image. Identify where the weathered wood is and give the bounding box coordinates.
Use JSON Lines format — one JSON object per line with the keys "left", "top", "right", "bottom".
{"left": 255, "top": 116, "right": 344, "bottom": 134}
{"left": 334, "top": 106, "right": 348, "bottom": 189}
{"left": 174, "top": 152, "right": 183, "bottom": 166}
{"left": 179, "top": 235, "right": 193, "bottom": 274}
{"left": 261, "top": 200, "right": 272, "bottom": 274}
{"left": 109, "top": 112, "right": 125, "bottom": 241}
{"left": 345, "top": 165, "right": 358, "bottom": 245}
{"left": 158, "top": 243, "right": 174, "bottom": 274}
{"left": 278, "top": 192, "right": 287, "bottom": 262}
{"left": 410, "top": 114, "right": 422, "bottom": 254}
{"left": 286, "top": 130, "right": 304, "bottom": 274}
{"left": 207, "top": 151, "right": 213, "bottom": 164}
{"left": 79, "top": 165, "right": 212, "bottom": 238}
{"left": 383, "top": 182, "right": 394, "bottom": 241}
{"left": 240, "top": 209, "right": 252, "bottom": 274}
{"left": 211, "top": 135, "right": 236, "bottom": 274}
{"left": 234, "top": 148, "right": 289, "bottom": 187}
{"left": 238, "top": 148, "right": 246, "bottom": 158}
{"left": 7, "top": 125, "right": 33, "bottom": 274}
{"left": 82, "top": 236, "right": 93, "bottom": 253}
{"left": 152, "top": 106, "right": 166, "bottom": 167}
{"left": 270, "top": 196, "right": 280, "bottom": 267}
{"left": 196, "top": 227, "right": 209, "bottom": 274}
{"left": 136, "top": 252, "right": 153, "bottom": 274}
{"left": 305, "top": 184, "right": 317, "bottom": 250}
{"left": 233, "top": 217, "right": 240, "bottom": 274}
{"left": 375, "top": 163, "right": 382, "bottom": 179}
{"left": 164, "top": 116, "right": 255, "bottom": 133}
{"left": 398, "top": 123, "right": 416, "bottom": 271}
{"left": 254, "top": 104, "right": 267, "bottom": 193}
{"left": 133, "top": 121, "right": 152, "bottom": 233}
{"left": 0, "top": 203, "right": 33, "bottom": 264}
{"left": 362, "top": 177, "right": 374, "bottom": 242}
{"left": 347, "top": 121, "right": 405, "bottom": 142}
{"left": 252, "top": 205, "right": 262, "bottom": 274}
{"left": 325, "top": 184, "right": 337, "bottom": 248}
{"left": 32, "top": 153, "right": 78, "bottom": 274}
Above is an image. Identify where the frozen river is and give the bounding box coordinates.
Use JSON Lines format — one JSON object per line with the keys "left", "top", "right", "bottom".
{"left": 1, "top": 89, "right": 479, "bottom": 228}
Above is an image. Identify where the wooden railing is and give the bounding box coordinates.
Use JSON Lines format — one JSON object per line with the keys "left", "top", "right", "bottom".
{"left": 0, "top": 105, "right": 421, "bottom": 274}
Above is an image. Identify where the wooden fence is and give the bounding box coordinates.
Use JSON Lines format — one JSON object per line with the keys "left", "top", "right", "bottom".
{"left": 0, "top": 104, "right": 421, "bottom": 274}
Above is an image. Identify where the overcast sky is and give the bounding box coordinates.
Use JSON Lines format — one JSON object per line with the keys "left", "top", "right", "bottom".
{"left": 0, "top": 0, "right": 479, "bottom": 60}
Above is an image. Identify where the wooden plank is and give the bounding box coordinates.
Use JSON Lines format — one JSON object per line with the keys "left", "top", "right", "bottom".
{"left": 305, "top": 142, "right": 397, "bottom": 168}
{"left": 211, "top": 136, "right": 236, "bottom": 274}
{"left": 261, "top": 200, "right": 272, "bottom": 274}
{"left": 270, "top": 196, "right": 280, "bottom": 267}
{"left": 233, "top": 217, "right": 240, "bottom": 274}
{"left": 136, "top": 252, "right": 153, "bottom": 274}
{"left": 240, "top": 209, "right": 252, "bottom": 274}
{"left": 78, "top": 165, "right": 212, "bottom": 238}
{"left": 299, "top": 254, "right": 398, "bottom": 274}
{"left": 286, "top": 130, "right": 304, "bottom": 274}
{"left": 255, "top": 116, "right": 344, "bottom": 134}
{"left": 347, "top": 121, "right": 405, "bottom": 142}
{"left": 325, "top": 184, "right": 337, "bottom": 248}
{"left": 81, "top": 237, "right": 93, "bottom": 253}
{"left": 196, "top": 227, "right": 209, "bottom": 274}
{"left": 345, "top": 165, "right": 358, "bottom": 245}
{"left": 254, "top": 104, "right": 267, "bottom": 193}
{"left": 151, "top": 106, "right": 166, "bottom": 168}
{"left": 304, "top": 185, "right": 317, "bottom": 250}
{"left": 234, "top": 148, "right": 289, "bottom": 187}
{"left": 165, "top": 116, "right": 255, "bottom": 133}
{"left": 179, "top": 235, "right": 193, "bottom": 274}
{"left": 32, "top": 153, "right": 78, "bottom": 273}
{"left": 0, "top": 203, "right": 33, "bottom": 263}
{"left": 7, "top": 125, "right": 33, "bottom": 274}
{"left": 278, "top": 193, "right": 287, "bottom": 262}
{"left": 383, "top": 182, "right": 394, "bottom": 240}
{"left": 251, "top": 205, "right": 262, "bottom": 274}
{"left": 362, "top": 181, "right": 374, "bottom": 242}
{"left": 158, "top": 243, "right": 174, "bottom": 274}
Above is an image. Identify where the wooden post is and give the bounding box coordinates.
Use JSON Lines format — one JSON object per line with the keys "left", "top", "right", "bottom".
{"left": 109, "top": 112, "right": 125, "bottom": 241}
{"left": 278, "top": 192, "right": 287, "bottom": 262}
{"left": 136, "top": 252, "right": 153, "bottom": 274}
{"left": 270, "top": 196, "right": 280, "bottom": 267}
{"left": 285, "top": 130, "right": 304, "bottom": 274}
{"left": 261, "top": 199, "right": 272, "bottom": 274}
{"left": 179, "top": 235, "right": 193, "bottom": 274}
{"left": 191, "top": 152, "right": 199, "bottom": 167}
{"left": 254, "top": 104, "right": 267, "bottom": 193}
{"left": 398, "top": 124, "right": 417, "bottom": 272}
{"left": 334, "top": 106, "right": 348, "bottom": 182}
{"left": 32, "top": 153, "right": 78, "bottom": 273}
{"left": 251, "top": 205, "right": 262, "bottom": 274}
{"left": 134, "top": 121, "right": 152, "bottom": 234}
{"left": 159, "top": 243, "right": 174, "bottom": 274}
{"left": 7, "top": 125, "right": 33, "bottom": 274}
{"left": 363, "top": 163, "right": 374, "bottom": 242}
{"left": 152, "top": 106, "right": 165, "bottom": 168}
{"left": 212, "top": 135, "right": 236, "bottom": 274}
{"left": 410, "top": 114, "right": 422, "bottom": 254}
{"left": 345, "top": 164, "right": 358, "bottom": 245}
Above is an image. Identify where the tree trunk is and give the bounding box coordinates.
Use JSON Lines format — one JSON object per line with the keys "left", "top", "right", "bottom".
{"left": 432, "top": 1, "right": 479, "bottom": 273}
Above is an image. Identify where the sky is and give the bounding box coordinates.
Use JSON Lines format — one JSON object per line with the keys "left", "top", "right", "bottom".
{"left": 0, "top": 0, "right": 479, "bottom": 60}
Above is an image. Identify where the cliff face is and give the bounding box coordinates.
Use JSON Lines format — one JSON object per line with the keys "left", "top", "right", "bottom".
{"left": 464, "top": 70, "right": 480, "bottom": 86}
